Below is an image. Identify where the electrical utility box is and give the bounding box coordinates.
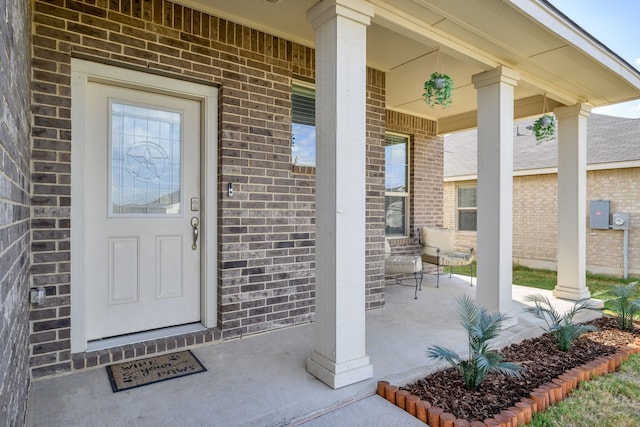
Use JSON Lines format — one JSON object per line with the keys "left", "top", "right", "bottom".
{"left": 612, "top": 213, "right": 630, "bottom": 230}
{"left": 590, "top": 200, "right": 610, "bottom": 229}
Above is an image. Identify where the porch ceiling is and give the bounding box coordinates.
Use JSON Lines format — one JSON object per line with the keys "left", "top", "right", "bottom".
{"left": 178, "top": 0, "right": 640, "bottom": 134}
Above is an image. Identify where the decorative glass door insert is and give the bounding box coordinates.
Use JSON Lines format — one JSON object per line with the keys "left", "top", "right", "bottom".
{"left": 110, "top": 101, "right": 183, "bottom": 216}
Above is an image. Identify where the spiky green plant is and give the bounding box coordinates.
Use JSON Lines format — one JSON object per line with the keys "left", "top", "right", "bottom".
{"left": 605, "top": 282, "right": 640, "bottom": 331}
{"left": 525, "top": 294, "right": 597, "bottom": 351}
{"left": 427, "top": 295, "right": 525, "bottom": 390}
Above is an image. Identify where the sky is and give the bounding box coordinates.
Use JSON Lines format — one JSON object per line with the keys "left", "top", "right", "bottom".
{"left": 550, "top": 0, "right": 640, "bottom": 118}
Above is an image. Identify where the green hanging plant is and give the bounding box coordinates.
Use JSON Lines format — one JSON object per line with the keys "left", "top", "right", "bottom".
{"left": 532, "top": 94, "right": 556, "bottom": 143}
{"left": 532, "top": 114, "right": 556, "bottom": 143}
{"left": 423, "top": 72, "right": 454, "bottom": 108}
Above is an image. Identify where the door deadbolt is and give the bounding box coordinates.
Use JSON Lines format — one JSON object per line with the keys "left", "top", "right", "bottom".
{"left": 191, "top": 197, "right": 200, "bottom": 211}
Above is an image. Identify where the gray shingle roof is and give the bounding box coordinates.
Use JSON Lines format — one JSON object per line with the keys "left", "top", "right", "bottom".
{"left": 444, "top": 114, "right": 640, "bottom": 177}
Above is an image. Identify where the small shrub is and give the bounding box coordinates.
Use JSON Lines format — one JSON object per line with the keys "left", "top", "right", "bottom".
{"left": 605, "top": 281, "right": 640, "bottom": 331}
{"left": 427, "top": 295, "right": 524, "bottom": 390}
{"left": 525, "top": 294, "right": 597, "bottom": 351}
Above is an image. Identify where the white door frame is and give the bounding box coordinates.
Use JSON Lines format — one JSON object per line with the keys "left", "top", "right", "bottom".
{"left": 70, "top": 59, "right": 218, "bottom": 353}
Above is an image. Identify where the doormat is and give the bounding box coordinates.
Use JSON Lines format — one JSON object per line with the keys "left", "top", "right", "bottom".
{"left": 106, "top": 350, "right": 206, "bottom": 392}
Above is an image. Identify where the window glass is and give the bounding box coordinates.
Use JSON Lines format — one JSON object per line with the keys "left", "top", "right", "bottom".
{"left": 385, "top": 134, "right": 409, "bottom": 237}
{"left": 385, "top": 134, "right": 408, "bottom": 192}
{"left": 292, "top": 85, "right": 316, "bottom": 166}
{"left": 457, "top": 185, "right": 477, "bottom": 231}
{"left": 458, "top": 210, "right": 477, "bottom": 232}
{"left": 458, "top": 186, "right": 477, "bottom": 208}
{"left": 385, "top": 195, "right": 407, "bottom": 236}
{"left": 110, "top": 101, "right": 182, "bottom": 215}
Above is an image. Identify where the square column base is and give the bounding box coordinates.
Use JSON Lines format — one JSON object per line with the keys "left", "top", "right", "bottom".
{"left": 307, "top": 351, "right": 373, "bottom": 389}
{"left": 553, "top": 285, "right": 591, "bottom": 301}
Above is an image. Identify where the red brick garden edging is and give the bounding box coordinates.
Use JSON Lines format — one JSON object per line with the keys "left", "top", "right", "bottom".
{"left": 376, "top": 340, "right": 640, "bottom": 427}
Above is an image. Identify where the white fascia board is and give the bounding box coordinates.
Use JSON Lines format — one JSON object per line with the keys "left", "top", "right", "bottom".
{"left": 513, "top": 167, "right": 557, "bottom": 177}
{"left": 587, "top": 160, "right": 640, "bottom": 171}
{"left": 511, "top": 0, "right": 640, "bottom": 90}
{"left": 445, "top": 161, "right": 640, "bottom": 181}
{"left": 444, "top": 174, "right": 477, "bottom": 182}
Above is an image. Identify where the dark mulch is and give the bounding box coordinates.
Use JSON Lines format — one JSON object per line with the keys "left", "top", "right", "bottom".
{"left": 401, "top": 317, "right": 640, "bottom": 422}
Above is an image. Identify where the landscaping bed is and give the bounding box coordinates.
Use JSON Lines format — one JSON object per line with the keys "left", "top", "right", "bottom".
{"left": 396, "top": 317, "right": 639, "bottom": 423}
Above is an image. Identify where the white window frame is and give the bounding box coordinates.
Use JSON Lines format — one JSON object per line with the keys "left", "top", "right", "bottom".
{"left": 385, "top": 132, "right": 410, "bottom": 238}
{"left": 70, "top": 58, "right": 218, "bottom": 351}
{"left": 456, "top": 184, "right": 477, "bottom": 232}
{"left": 291, "top": 82, "right": 316, "bottom": 166}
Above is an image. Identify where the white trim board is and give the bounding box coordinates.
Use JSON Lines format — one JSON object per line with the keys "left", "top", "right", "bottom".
{"left": 70, "top": 58, "right": 218, "bottom": 353}
{"left": 444, "top": 161, "right": 640, "bottom": 181}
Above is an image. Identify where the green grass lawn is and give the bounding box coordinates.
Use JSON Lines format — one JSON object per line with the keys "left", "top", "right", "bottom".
{"left": 448, "top": 262, "right": 640, "bottom": 426}
{"left": 525, "top": 354, "right": 640, "bottom": 427}
{"left": 450, "top": 262, "right": 640, "bottom": 300}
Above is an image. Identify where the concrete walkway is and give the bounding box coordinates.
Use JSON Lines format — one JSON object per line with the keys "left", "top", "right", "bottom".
{"left": 26, "top": 275, "right": 601, "bottom": 426}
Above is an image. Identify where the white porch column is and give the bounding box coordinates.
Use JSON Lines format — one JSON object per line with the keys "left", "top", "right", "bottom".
{"left": 306, "top": 0, "right": 374, "bottom": 389}
{"left": 553, "top": 103, "right": 591, "bottom": 300}
{"left": 472, "top": 67, "right": 519, "bottom": 316}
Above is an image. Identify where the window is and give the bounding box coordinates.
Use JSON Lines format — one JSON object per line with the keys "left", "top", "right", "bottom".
{"left": 291, "top": 84, "right": 315, "bottom": 166}
{"left": 385, "top": 133, "right": 409, "bottom": 237}
{"left": 457, "top": 185, "right": 477, "bottom": 231}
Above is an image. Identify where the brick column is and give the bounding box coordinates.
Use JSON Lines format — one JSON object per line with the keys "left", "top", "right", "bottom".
{"left": 472, "top": 67, "right": 519, "bottom": 318}
{"left": 306, "top": 0, "right": 374, "bottom": 389}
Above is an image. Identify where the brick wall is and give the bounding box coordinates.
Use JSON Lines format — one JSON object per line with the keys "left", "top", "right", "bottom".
{"left": 443, "top": 179, "right": 477, "bottom": 251}
{"left": 587, "top": 168, "right": 640, "bottom": 276}
{"left": 513, "top": 174, "right": 558, "bottom": 262}
{"left": 215, "top": 25, "right": 318, "bottom": 339}
{"left": 0, "top": 0, "right": 31, "bottom": 424}
{"left": 29, "top": 0, "right": 430, "bottom": 378}
{"left": 386, "top": 111, "right": 442, "bottom": 256}
{"left": 365, "top": 69, "right": 387, "bottom": 309}
{"left": 444, "top": 168, "right": 640, "bottom": 277}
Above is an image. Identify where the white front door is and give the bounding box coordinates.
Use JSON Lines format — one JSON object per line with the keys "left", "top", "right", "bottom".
{"left": 84, "top": 82, "right": 202, "bottom": 340}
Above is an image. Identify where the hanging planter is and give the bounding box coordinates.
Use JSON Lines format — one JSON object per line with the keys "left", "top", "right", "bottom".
{"left": 422, "top": 48, "right": 454, "bottom": 108}
{"left": 532, "top": 114, "right": 556, "bottom": 144}
{"left": 532, "top": 95, "right": 556, "bottom": 143}
{"left": 423, "top": 72, "right": 454, "bottom": 107}
{"left": 532, "top": 114, "right": 556, "bottom": 143}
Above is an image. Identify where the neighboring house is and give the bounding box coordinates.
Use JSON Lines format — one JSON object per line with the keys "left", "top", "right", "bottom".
{"left": 444, "top": 113, "right": 640, "bottom": 277}
{"left": 2, "top": 1, "right": 640, "bottom": 424}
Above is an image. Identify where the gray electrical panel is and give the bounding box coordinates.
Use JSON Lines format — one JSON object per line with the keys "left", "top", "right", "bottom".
{"left": 589, "top": 200, "right": 610, "bottom": 229}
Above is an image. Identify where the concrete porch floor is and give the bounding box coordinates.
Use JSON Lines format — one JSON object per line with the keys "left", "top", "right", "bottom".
{"left": 26, "top": 275, "right": 601, "bottom": 427}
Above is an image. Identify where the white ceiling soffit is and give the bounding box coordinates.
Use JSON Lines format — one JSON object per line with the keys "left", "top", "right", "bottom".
{"left": 176, "top": 0, "right": 317, "bottom": 47}
{"left": 174, "top": 0, "right": 640, "bottom": 129}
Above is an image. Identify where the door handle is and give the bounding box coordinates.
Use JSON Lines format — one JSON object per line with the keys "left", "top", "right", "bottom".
{"left": 191, "top": 217, "right": 199, "bottom": 250}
